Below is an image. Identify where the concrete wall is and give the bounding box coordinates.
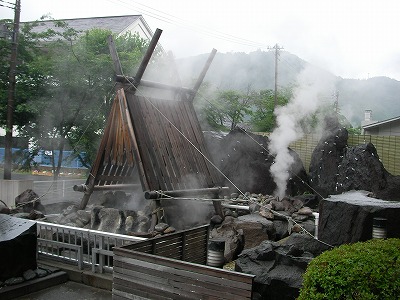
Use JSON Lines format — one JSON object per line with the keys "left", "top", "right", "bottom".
{"left": 0, "top": 180, "right": 33, "bottom": 208}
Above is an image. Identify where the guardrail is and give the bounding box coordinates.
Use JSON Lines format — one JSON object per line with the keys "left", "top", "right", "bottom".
{"left": 36, "top": 220, "right": 146, "bottom": 273}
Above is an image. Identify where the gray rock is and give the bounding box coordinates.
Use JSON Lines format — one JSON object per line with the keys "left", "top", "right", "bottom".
{"left": 210, "top": 216, "right": 244, "bottom": 262}
{"left": 235, "top": 237, "right": 316, "bottom": 300}
{"left": 273, "top": 220, "right": 289, "bottom": 240}
{"left": 5, "top": 277, "right": 24, "bottom": 285}
{"left": 23, "top": 269, "right": 37, "bottom": 281}
{"left": 97, "top": 208, "right": 124, "bottom": 233}
{"left": 76, "top": 210, "right": 91, "bottom": 225}
{"left": 319, "top": 191, "right": 400, "bottom": 246}
{"left": 35, "top": 268, "right": 49, "bottom": 278}
{"left": 236, "top": 214, "right": 275, "bottom": 249}
{"left": 154, "top": 222, "right": 169, "bottom": 232}
{"left": 164, "top": 226, "right": 176, "bottom": 234}
{"left": 210, "top": 214, "right": 223, "bottom": 224}
{"left": 297, "top": 207, "right": 313, "bottom": 215}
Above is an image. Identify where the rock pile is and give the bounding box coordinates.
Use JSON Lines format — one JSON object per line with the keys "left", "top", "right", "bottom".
{"left": 235, "top": 233, "right": 331, "bottom": 300}
{"left": 210, "top": 192, "right": 318, "bottom": 262}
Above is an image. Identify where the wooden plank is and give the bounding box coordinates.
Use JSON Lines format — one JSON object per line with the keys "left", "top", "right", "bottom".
{"left": 113, "top": 257, "right": 252, "bottom": 298}
{"left": 126, "top": 93, "right": 160, "bottom": 190}
{"left": 114, "top": 275, "right": 194, "bottom": 300}
{"left": 140, "top": 97, "right": 175, "bottom": 190}
{"left": 97, "top": 175, "right": 136, "bottom": 182}
{"left": 159, "top": 99, "right": 191, "bottom": 190}
{"left": 114, "top": 284, "right": 175, "bottom": 300}
{"left": 113, "top": 251, "right": 254, "bottom": 285}
{"left": 151, "top": 98, "right": 181, "bottom": 189}
{"left": 114, "top": 269, "right": 246, "bottom": 300}
{"left": 182, "top": 100, "right": 221, "bottom": 186}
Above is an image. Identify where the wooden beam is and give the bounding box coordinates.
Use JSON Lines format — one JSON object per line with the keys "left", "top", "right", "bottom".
{"left": 134, "top": 28, "right": 163, "bottom": 86}
{"left": 116, "top": 76, "right": 194, "bottom": 95}
{"left": 190, "top": 48, "right": 217, "bottom": 101}
{"left": 144, "top": 187, "right": 229, "bottom": 199}
{"left": 108, "top": 35, "right": 123, "bottom": 76}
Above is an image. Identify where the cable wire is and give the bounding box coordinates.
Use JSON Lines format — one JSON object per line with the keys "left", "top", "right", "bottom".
{"left": 120, "top": 73, "right": 334, "bottom": 248}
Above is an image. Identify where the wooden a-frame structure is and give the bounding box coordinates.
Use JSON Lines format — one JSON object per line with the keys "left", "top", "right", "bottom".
{"left": 77, "top": 29, "right": 226, "bottom": 217}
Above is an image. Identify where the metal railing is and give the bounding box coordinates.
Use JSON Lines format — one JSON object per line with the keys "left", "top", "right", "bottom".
{"left": 36, "top": 220, "right": 146, "bottom": 273}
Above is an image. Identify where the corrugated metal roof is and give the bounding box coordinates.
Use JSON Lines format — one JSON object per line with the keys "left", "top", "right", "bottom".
{"left": 25, "top": 15, "right": 143, "bottom": 36}
{"left": 362, "top": 115, "right": 400, "bottom": 129}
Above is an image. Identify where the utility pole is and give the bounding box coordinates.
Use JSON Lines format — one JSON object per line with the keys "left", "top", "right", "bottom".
{"left": 268, "top": 44, "right": 284, "bottom": 111}
{"left": 334, "top": 91, "right": 339, "bottom": 114}
{"left": 4, "top": 0, "right": 21, "bottom": 180}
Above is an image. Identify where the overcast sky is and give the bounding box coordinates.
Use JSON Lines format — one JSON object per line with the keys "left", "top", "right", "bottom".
{"left": 1, "top": 0, "right": 400, "bottom": 81}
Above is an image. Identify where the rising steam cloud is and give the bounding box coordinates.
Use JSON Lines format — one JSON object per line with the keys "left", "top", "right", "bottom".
{"left": 268, "top": 66, "right": 335, "bottom": 199}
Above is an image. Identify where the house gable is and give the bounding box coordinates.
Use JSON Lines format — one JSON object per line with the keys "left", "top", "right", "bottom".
{"left": 24, "top": 15, "right": 153, "bottom": 41}
{"left": 362, "top": 116, "right": 400, "bottom": 136}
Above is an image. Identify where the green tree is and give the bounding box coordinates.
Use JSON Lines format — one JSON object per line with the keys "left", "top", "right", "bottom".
{"left": 250, "top": 88, "right": 292, "bottom": 132}
{"left": 1, "top": 18, "right": 149, "bottom": 178}
{"left": 0, "top": 18, "right": 53, "bottom": 130}
{"left": 204, "top": 89, "right": 254, "bottom": 131}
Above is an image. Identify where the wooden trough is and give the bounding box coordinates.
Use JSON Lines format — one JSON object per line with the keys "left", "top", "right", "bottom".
{"left": 112, "top": 225, "right": 254, "bottom": 300}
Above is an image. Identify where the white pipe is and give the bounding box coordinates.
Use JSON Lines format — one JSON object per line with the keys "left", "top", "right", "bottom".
{"left": 312, "top": 212, "right": 319, "bottom": 239}
{"left": 222, "top": 203, "right": 250, "bottom": 211}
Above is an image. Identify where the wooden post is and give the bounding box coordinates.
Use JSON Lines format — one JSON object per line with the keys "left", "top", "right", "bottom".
{"left": 190, "top": 48, "right": 217, "bottom": 102}
{"left": 134, "top": 28, "right": 163, "bottom": 85}
{"left": 108, "top": 35, "right": 123, "bottom": 75}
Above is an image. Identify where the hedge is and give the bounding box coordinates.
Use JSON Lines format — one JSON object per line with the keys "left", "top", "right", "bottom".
{"left": 298, "top": 238, "right": 400, "bottom": 300}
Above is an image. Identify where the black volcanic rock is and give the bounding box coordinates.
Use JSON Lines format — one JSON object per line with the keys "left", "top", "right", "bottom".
{"left": 204, "top": 127, "right": 310, "bottom": 196}
{"left": 309, "top": 116, "right": 400, "bottom": 200}
{"left": 309, "top": 116, "right": 348, "bottom": 198}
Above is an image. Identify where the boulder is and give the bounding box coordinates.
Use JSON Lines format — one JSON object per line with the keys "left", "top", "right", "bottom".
{"left": 204, "top": 128, "right": 310, "bottom": 196}
{"left": 210, "top": 216, "right": 244, "bottom": 262}
{"left": 235, "top": 234, "right": 319, "bottom": 300}
{"left": 318, "top": 190, "right": 400, "bottom": 246}
{"left": 15, "top": 189, "right": 44, "bottom": 213}
{"left": 309, "top": 116, "right": 348, "bottom": 198}
{"left": 97, "top": 208, "right": 124, "bottom": 233}
{"left": 309, "top": 116, "right": 400, "bottom": 200}
{"left": 236, "top": 214, "right": 275, "bottom": 248}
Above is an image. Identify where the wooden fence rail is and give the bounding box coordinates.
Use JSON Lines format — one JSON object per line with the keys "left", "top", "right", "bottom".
{"left": 112, "top": 225, "right": 254, "bottom": 300}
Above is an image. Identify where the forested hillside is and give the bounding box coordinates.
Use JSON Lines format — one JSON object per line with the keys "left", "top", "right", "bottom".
{"left": 176, "top": 51, "right": 400, "bottom": 126}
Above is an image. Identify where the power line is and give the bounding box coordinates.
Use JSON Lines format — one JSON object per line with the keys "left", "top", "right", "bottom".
{"left": 105, "top": 0, "right": 268, "bottom": 49}
{"left": 0, "top": 0, "right": 16, "bottom": 5}
{"left": 0, "top": 3, "right": 15, "bottom": 9}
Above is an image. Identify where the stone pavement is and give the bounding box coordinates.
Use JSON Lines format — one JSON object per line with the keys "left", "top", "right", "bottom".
{"left": 14, "top": 280, "right": 112, "bottom": 300}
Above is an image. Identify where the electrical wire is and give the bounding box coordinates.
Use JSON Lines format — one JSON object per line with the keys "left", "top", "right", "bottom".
{"left": 120, "top": 72, "right": 334, "bottom": 248}
{"left": 104, "top": 0, "right": 268, "bottom": 49}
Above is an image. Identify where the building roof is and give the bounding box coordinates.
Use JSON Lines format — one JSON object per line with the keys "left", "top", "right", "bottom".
{"left": 362, "top": 115, "right": 400, "bottom": 129}
{"left": 24, "top": 15, "right": 153, "bottom": 39}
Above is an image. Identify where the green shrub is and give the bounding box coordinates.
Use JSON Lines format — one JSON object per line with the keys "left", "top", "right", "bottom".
{"left": 298, "top": 238, "right": 400, "bottom": 300}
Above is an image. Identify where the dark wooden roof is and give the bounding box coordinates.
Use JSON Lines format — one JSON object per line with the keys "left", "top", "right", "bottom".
{"left": 78, "top": 30, "right": 222, "bottom": 209}
{"left": 125, "top": 91, "right": 222, "bottom": 191}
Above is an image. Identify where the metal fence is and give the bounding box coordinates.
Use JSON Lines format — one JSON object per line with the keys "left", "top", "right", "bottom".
{"left": 36, "top": 221, "right": 146, "bottom": 273}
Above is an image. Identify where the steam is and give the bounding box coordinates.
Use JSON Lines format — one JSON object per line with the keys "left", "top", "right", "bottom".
{"left": 268, "top": 65, "right": 335, "bottom": 198}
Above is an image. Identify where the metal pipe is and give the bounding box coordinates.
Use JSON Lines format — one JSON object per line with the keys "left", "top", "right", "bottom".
{"left": 73, "top": 183, "right": 142, "bottom": 192}
{"left": 144, "top": 186, "right": 229, "bottom": 199}
{"left": 221, "top": 203, "right": 250, "bottom": 211}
